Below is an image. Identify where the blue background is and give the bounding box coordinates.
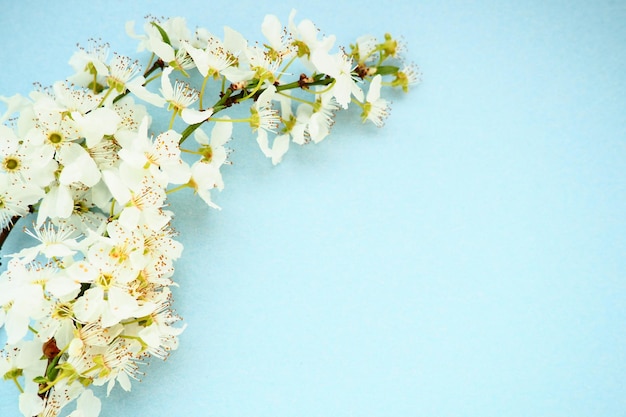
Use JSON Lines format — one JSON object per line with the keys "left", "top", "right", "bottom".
{"left": 1, "top": 1, "right": 626, "bottom": 416}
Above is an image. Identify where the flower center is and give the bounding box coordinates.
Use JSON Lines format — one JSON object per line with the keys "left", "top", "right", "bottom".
{"left": 48, "top": 132, "right": 63, "bottom": 144}
{"left": 96, "top": 273, "right": 114, "bottom": 289}
{"left": 52, "top": 302, "right": 74, "bottom": 320}
{"left": 74, "top": 200, "right": 90, "bottom": 214}
{"left": 3, "top": 156, "right": 20, "bottom": 172}
{"left": 200, "top": 145, "right": 213, "bottom": 163}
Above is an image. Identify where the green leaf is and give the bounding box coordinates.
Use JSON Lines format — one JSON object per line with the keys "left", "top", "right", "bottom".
{"left": 151, "top": 22, "right": 171, "bottom": 46}
{"left": 33, "top": 376, "right": 48, "bottom": 384}
{"left": 374, "top": 65, "right": 400, "bottom": 76}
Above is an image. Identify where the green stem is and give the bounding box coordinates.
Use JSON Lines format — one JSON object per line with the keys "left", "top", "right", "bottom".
{"left": 11, "top": 376, "right": 23, "bottom": 394}
{"left": 144, "top": 72, "right": 162, "bottom": 85}
{"left": 38, "top": 371, "right": 68, "bottom": 394}
{"left": 168, "top": 110, "right": 178, "bottom": 130}
{"left": 97, "top": 88, "right": 114, "bottom": 107}
{"left": 109, "top": 199, "right": 116, "bottom": 218}
{"left": 166, "top": 183, "right": 189, "bottom": 194}
{"left": 277, "top": 91, "right": 315, "bottom": 106}
{"left": 277, "top": 55, "right": 297, "bottom": 81}
{"left": 199, "top": 75, "right": 210, "bottom": 109}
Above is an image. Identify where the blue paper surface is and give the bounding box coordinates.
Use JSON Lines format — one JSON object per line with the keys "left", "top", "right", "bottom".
{"left": 1, "top": 1, "right": 625, "bottom": 416}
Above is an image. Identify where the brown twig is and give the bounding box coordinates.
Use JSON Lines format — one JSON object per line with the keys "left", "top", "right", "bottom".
{"left": 0, "top": 215, "right": 21, "bottom": 257}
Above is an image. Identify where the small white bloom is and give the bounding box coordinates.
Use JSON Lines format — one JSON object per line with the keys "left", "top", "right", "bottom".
{"left": 67, "top": 39, "right": 110, "bottom": 89}
{"left": 160, "top": 67, "right": 213, "bottom": 124}
{"left": 0, "top": 93, "right": 31, "bottom": 123}
{"left": 288, "top": 10, "right": 336, "bottom": 63}
{"left": 0, "top": 261, "right": 49, "bottom": 344}
{"left": 72, "top": 107, "right": 121, "bottom": 148}
{"left": 250, "top": 85, "right": 279, "bottom": 132}
{"left": 52, "top": 82, "right": 101, "bottom": 114}
{"left": 14, "top": 222, "right": 80, "bottom": 263}
{"left": 107, "top": 54, "right": 142, "bottom": 92}
{"left": 36, "top": 183, "right": 75, "bottom": 226}
{"left": 256, "top": 131, "right": 290, "bottom": 165}
{"left": 0, "top": 174, "right": 43, "bottom": 230}
{"left": 117, "top": 117, "right": 191, "bottom": 186}
{"left": 67, "top": 389, "right": 101, "bottom": 417}
{"left": 261, "top": 14, "right": 292, "bottom": 60}
{"left": 188, "top": 119, "right": 232, "bottom": 208}
{"left": 361, "top": 74, "right": 391, "bottom": 127}
{"left": 308, "top": 90, "right": 340, "bottom": 143}
{"left": 311, "top": 50, "right": 364, "bottom": 108}
{"left": 355, "top": 35, "right": 379, "bottom": 63}
{"left": 0, "top": 124, "right": 57, "bottom": 186}
{"left": 19, "top": 391, "right": 45, "bottom": 417}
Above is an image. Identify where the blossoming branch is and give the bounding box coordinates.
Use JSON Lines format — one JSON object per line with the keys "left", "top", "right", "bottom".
{"left": 0, "top": 11, "right": 419, "bottom": 417}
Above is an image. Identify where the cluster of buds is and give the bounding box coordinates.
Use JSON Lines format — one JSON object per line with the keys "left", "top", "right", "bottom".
{"left": 0, "top": 10, "right": 418, "bottom": 417}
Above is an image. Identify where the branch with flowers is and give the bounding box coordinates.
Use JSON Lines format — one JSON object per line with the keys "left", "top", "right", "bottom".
{"left": 0, "top": 10, "right": 419, "bottom": 417}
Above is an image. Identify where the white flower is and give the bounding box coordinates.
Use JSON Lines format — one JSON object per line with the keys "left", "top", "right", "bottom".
{"left": 256, "top": 131, "right": 290, "bottom": 165}
{"left": 112, "top": 96, "right": 149, "bottom": 132}
{"left": 117, "top": 117, "right": 191, "bottom": 186}
{"left": 39, "top": 380, "right": 84, "bottom": 417}
{"left": 361, "top": 74, "right": 391, "bottom": 127}
{"left": 160, "top": 67, "right": 213, "bottom": 124}
{"left": 13, "top": 222, "right": 80, "bottom": 263}
{"left": 57, "top": 142, "right": 102, "bottom": 187}
{"left": 355, "top": 34, "right": 379, "bottom": 63}
{"left": 127, "top": 17, "right": 193, "bottom": 71}
{"left": 193, "top": 118, "right": 231, "bottom": 175}
{"left": 74, "top": 279, "right": 144, "bottom": 328}
{"left": 29, "top": 100, "right": 81, "bottom": 151}
{"left": 0, "top": 261, "right": 49, "bottom": 344}
{"left": 0, "top": 93, "right": 31, "bottom": 123}
{"left": 261, "top": 14, "right": 292, "bottom": 59}
{"left": 52, "top": 82, "right": 101, "bottom": 114}
{"left": 90, "top": 338, "right": 143, "bottom": 395}
{"left": 138, "top": 223, "right": 183, "bottom": 284}
{"left": 185, "top": 39, "right": 253, "bottom": 83}
{"left": 34, "top": 300, "right": 78, "bottom": 349}
{"left": 188, "top": 119, "right": 232, "bottom": 208}
{"left": 0, "top": 124, "right": 57, "bottom": 186}
{"left": 307, "top": 90, "right": 340, "bottom": 143}
{"left": 19, "top": 391, "right": 45, "bottom": 417}
{"left": 116, "top": 174, "right": 170, "bottom": 231}
{"left": 68, "top": 322, "right": 123, "bottom": 357}
{"left": 67, "top": 40, "right": 110, "bottom": 89}
{"left": 71, "top": 107, "right": 121, "bottom": 148}
{"left": 183, "top": 41, "right": 230, "bottom": 77}
{"left": 250, "top": 85, "right": 279, "bottom": 132}
{"left": 107, "top": 54, "right": 142, "bottom": 92}
{"left": 0, "top": 174, "right": 43, "bottom": 230}
{"left": 0, "top": 340, "right": 47, "bottom": 383}
{"left": 287, "top": 10, "right": 335, "bottom": 71}
{"left": 35, "top": 183, "right": 73, "bottom": 226}
{"left": 67, "top": 389, "right": 101, "bottom": 417}
{"left": 61, "top": 186, "right": 109, "bottom": 233}
{"left": 126, "top": 75, "right": 166, "bottom": 108}
{"left": 222, "top": 26, "right": 250, "bottom": 67}
{"left": 275, "top": 93, "right": 308, "bottom": 145}
{"left": 393, "top": 62, "right": 422, "bottom": 92}
{"left": 311, "top": 50, "right": 364, "bottom": 108}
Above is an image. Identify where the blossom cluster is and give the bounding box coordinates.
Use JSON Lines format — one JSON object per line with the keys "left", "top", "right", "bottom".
{"left": 0, "top": 10, "right": 419, "bottom": 417}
